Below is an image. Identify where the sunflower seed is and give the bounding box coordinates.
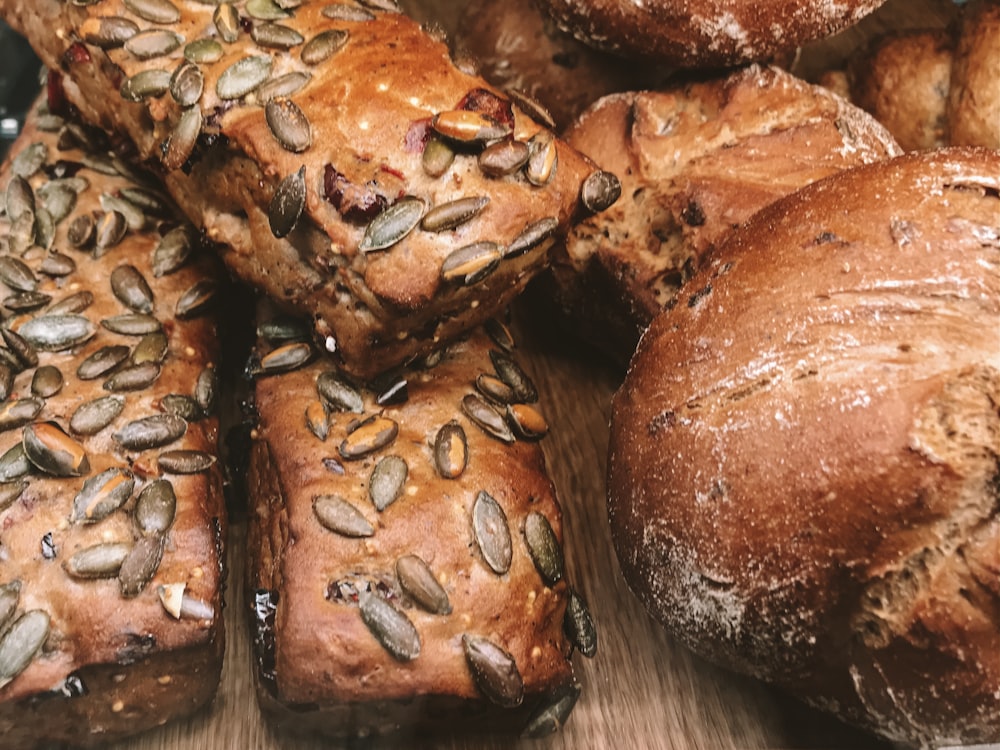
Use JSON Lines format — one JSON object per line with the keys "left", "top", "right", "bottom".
{"left": 316, "top": 371, "right": 363, "bottom": 413}
{"left": 49, "top": 290, "right": 94, "bottom": 315}
{"left": 0, "top": 256, "right": 38, "bottom": 292}
{"left": 66, "top": 214, "right": 95, "bottom": 248}
{"left": 217, "top": 55, "right": 273, "bottom": 100}
{"left": 71, "top": 467, "right": 135, "bottom": 522}
{"left": 39, "top": 184, "right": 77, "bottom": 225}
{"left": 0, "top": 610, "right": 50, "bottom": 689}
{"left": 472, "top": 490, "right": 512, "bottom": 575}
{"left": 38, "top": 252, "right": 77, "bottom": 277}
{"left": 0, "top": 443, "right": 30, "bottom": 481}
{"left": 359, "top": 590, "right": 420, "bottom": 662}
{"left": 321, "top": 4, "right": 375, "bottom": 21}
{"left": 134, "top": 479, "right": 176, "bottom": 535}
{"left": 252, "top": 22, "right": 303, "bottom": 49}
{"left": 581, "top": 170, "right": 622, "bottom": 213}
{"left": 119, "top": 534, "right": 166, "bottom": 597}
{"left": 101, "top": 313, "right": 162, "bottom": 336}
{"left": 12, "top": 142, "right": 46, "bottom": 179}
{"left": 23, "top": 422, "right": 90, "bottom": 477}
{"left": 77, "top": 345, "right": 131, "bottom": 380}
{"left": 131, "top": 331, "right": 169, "bottom": 365}
{"left": 490, "top": 349, "right": 537, "bottom": 403}
{"left": 256, "top": 71, "right": 312, "bottom": 101}
{"left": 305, "top": 400, "right": 329, "bottom": 441}
{"left": 369, "top": 455, "right": 407, "bottom": 512}
{"left": 63, "top": 542, "right": 130, "bottom": 579}
{"left": 169, "top": 60, "right": 204, "bottom": 107}
{"left": 1, "top": 328, "right": 37, "bottom": 368}
{"left": 70, "top": 395, "right": 126, "bottom": 435}
{"left": 157, "top": 450, "right": 216, "bottom": 474}
{"left": 525, "top": 132, "right": 557, "bottom": 186}
{"left": 266, "top": 98, "right": 311, "bottom": 153}
{"left": 194, "top": 366, "right": 218, "bottom": 413}
{"left": 20, "top": 377, "right": 56, "bottom": 411}
{"left": 313, "top": 494, "right": 373, "bottom": 537}
{"left": 0, "top": 581, "right": 20, "bottom": 629}
{"left": 462, "top": 634, "right": 523, "bottom": 707}
{"left": 507, "top": 217, "right": 558, "bottom": 259}
{"left": 421, "top": 196, "right": 489, "bottom": 233}
{"left": 3, "top": 292, "right": 51, "bottom": 314}
{"left": 120, "top": 69, "right": 172, "bottom": 102}
{"left": 396, "top": 555, "right": 450, "bottom": 614}
{"left": 461, "top": 394, "right": 514, "bottom": 444}
{"left": 421, "top": 137, "right": 454, "bottom": 177}
{"left": 175, "top": 279, "right": 217, "bottom": 319}
{"left": 268, "top": 165, "right": 306, "bottom": 239}
{"left": 184, "top": 37, "right": 224, "bottom": 63}
{"left": 80, "top": 15, "right": 140, "bottom": 48}
{"left": 521, "top": 683, "right": 582, "bottom": 739}
{"left": 441, "top": 241, "right": 502, "bottom": 285}
{"left": 5, "top": 176, "right": 34, "bottom": 220}
{"left": 507, "top": 403, "right": 548, "bottom": 440}
{"left": 18, "top": 314, "right": 94, "bottom": 352}
{"left": 478, "top": 139, "right": 529, "bottom": 177}
{"left": 358, "top": 196, "right": 424, "bottom": 253}
{"left": 103, "top": 362, "right": 161, "bottom": 392}
{"left": 123, "top": 0, "right": 180, "bottom": 24}
{"left": 95, "top": 210, "right": 128, "bottom": 252}
{"left": 339, "top": 416, "right": 398, "bottom": 460}
{"left": 114, "top": 413, "right": 187, "bottom": 451}
{"left": 524, "top": 512, "right": 563, "bottom": 585}
{"left": 432, "top": 110, "right": 511, "bottom": 143}
{"left": 433, "top": 421, "right": 467, "bottom": 479}
{"left": 111, "top": 264, "right": 155, "bottom": 314}
{"left": 301, "top": 29, "right": 348, "bottom": 65}
{"left": 125, "top": 29, "right": 183, "bottom": 59}
{"left": 0, "top": 480, "right": 27, "bottom": 513}
{"left": 161, "top": 106, "right": 202, "bottom": 170}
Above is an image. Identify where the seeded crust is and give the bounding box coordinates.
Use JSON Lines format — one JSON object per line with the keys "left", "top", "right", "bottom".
{"left": 0, "top": 105, "right": 225, "bottom": 747}
{"left": 534, "top": 0, "right": 889, "bottom": 67}
{"left": 245, "top": 314, "right": 585, "bottom": 739}
{"left": 608, "top": 149, "right": 1000, "bottom": 747}
{"left": 550, "top": 64, "right": 901, "bottom": 363}
{"left": 0, "top": 0, "right": 611, "bottom": 380}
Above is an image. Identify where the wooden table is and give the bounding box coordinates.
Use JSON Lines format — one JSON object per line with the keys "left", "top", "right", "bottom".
{"left": 105, "top": 0, "right": 955, "bottom": 747}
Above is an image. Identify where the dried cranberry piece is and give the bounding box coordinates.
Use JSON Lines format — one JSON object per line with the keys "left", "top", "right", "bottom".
{"left": 457, "top": 88, "right": 514, "bottom": 131}
{"left": 61, "top": 42, "right": 92, "bottom": 67}
{"left": 323, "top": 164, "right": 389, "bottom": 224}
{"left": 404, "top": 118, "right": 432, "bottom": 154}
{"left": 47, "top": 70, "right": 67, "bottom": 116}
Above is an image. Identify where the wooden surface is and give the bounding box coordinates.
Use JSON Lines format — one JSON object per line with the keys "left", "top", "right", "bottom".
{"left": 100, "top": 0, "right": 957, "bottom": 747}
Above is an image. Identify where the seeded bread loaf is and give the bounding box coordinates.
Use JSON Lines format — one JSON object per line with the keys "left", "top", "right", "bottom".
{"left": 549, "top": 65, "right": 901, "bottom": 363}
{"left": 246, "top": 306, "right": 594, "bottom": 739}
{"left": 608, "top": 148, "right": 1000, "bottom": 747}
{"left": 0, "top": 0, "right": 619, "bottom": 381}
{"left": 0, "top": 102, "right": 226, "bottom": 748}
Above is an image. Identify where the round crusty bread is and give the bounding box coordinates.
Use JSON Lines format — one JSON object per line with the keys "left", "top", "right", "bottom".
{"left": 947, "top": 0, "right": 1000, "bottom": 149}
{"left": 534, "top": 0, "right": 889, "bottom": 67}
{"left": 608, "top": 148, "right": 1000, "bottom": 747}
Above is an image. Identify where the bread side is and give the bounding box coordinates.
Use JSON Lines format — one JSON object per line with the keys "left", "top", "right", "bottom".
{"left": 0, "top": 103, "right": 225, "bottom": 747}
{"left": 608, "top": 148, "right": 1000, "bottom": 747}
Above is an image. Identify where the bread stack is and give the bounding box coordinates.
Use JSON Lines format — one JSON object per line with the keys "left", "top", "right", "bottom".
{"left": 1, "top": 0, "right": 996, "bottom": 748}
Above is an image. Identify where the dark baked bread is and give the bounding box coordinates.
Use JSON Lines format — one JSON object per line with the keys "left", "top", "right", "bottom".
{"left": 0, "top": 102, "right": 225, "bottom": 748}
{"left": 1, "top": 0, "right": 619, "bottom": 380}
{"left": 535, "top": 0, "right": 889, "bottom": 67}
{"left": 246, "top": 307, "right": 594, "bottom": 739}
{"left": 551, "top": 65, "right": 900, "bottom": 363}
{"left": 608, "top": 148, "right": 1000, "bottom": 747}
{"left": 947, "top": 0, "right": 1000, "bottom": 149}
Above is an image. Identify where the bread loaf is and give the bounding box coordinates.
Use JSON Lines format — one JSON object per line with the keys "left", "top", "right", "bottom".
{"left": 0, "top": 102, "right": 225, "bottom": 748}
{"left": 608, "top": 148, "right": 1000, "bottom": 748}
{"left": 0, "top": 0, "right": 619, "bottom": 380}
{"left": 550, "top": 65, "right": 900, "bottom": 363}
{"left": 246, "top": 307, "right": 595, "bottom": 739}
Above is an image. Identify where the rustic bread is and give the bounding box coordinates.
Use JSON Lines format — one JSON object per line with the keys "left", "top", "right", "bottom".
{"left": 246, "top": 307, "right": 595, "bottom": 739}
{"left": 534, "top": 0, "right": 889, "bottom": 68}
{"left": 946, "top": 0, "right": 1000, "bottom": 149}
{"left": 0, "top": 101, "right": 225, "bottom": 748}
{"left": 0, "top": 0, "right": 619, "bottom": 380}
{"left": 608, "top": 148, "right": 1000, "bottom": 748}
{"left": 550, "top": 65, "right": 901, "bottom": 363}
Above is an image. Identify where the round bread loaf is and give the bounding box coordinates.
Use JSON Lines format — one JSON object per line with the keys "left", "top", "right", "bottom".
{"left": 608, "top": 149, "right": 1000, "bottom": 747}
{"left": 535, "top": 0, "right": 889, "bottom": 67}
{"left": 948, "top": 0, "right": 1000, "bottom": 149}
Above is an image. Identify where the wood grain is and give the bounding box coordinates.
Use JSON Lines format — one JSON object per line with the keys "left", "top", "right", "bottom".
{"left": 105, "top": 0, "right": 954, "bottom": 747}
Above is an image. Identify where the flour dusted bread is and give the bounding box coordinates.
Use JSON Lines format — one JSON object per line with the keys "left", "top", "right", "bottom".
{"left": 246, "top": 308, "right": 594, "bottom": 739}
{"left": 0, "top": 0, "right": 618, "bottom": 380}
{"left": 0, "top": 103, "right": 225, "bottom": 748}
{"left": 608, "top": 148, "right": 1000, "bottom": 747}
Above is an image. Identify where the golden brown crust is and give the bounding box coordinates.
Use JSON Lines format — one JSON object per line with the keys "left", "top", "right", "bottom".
{"left": 1, "top": 0, "right": 612, "bottom": 379}
{"left": 0, "top": 104, "right": 225, "bottom": 747}
{"left": 947, "top": 0, "right": 1000, "bottom": 149}
{"left": 608, "top": 148, "right": 1000, "bottom": 747}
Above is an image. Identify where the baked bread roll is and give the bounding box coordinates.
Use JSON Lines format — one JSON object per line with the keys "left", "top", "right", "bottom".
{"left": 946, "top": 0, "right": 1000, "bottom": 149}
{"left": 0, "top": 0, "right": 619, "bottom": 380}
{"left": 551, "top": 65, "right": 900, "bottom": 363}
{"left": 608, "top": 148, "right": 1000, "bottom": 747}
{"left": 535, "top": 0, "right": 889, "bottom": 68}
{"left": 246, "top": 307, "right": 595, "bottom": 739}
{"left": 0, "top": 101, "right": 225, "bottom": 748}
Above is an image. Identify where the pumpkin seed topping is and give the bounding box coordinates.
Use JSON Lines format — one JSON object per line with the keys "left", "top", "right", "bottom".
{"left": 462, "top": 634, "right": 524, "bottom": 707}
{"left": 396, "top": 555, "right": 451, "bottom": 615}
{"left": 472, "top": 490, "right": 512, "bottom": 575}
{"left": 359, "top": 590, "right": 420, "bottom": 662}
{"left": 369, "top": 455, "right": 407, "bottom": 512}
{"left": 313, "top": 494, "right": 374, "bottom": 537}
{"left": 23, "top": 422, "right": 90, "bottom": 477}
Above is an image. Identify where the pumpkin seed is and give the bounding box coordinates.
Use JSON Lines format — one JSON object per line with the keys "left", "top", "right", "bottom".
{"left": 359, "top": 590, "right": 420, "bottom": 661}
{"left": 461, "top": 393, "right": 514, "bottom": 444}
{"left": 507, "top": 217, "right": 558, "bottom": 258}
{"left": 0, "top": 581, "right": 20, "bottom": 629}
{"left": 111, "top": 264, "right": 155, "bottom": 313}
{"left": 339, "top": 415, "right": 398, "bottom": 460}
{"left": 151, "top": 226, "right": 193, "bottom": 277}
{"left": 358, "top": 196, "right": 424, "bottom": 253}
{"left": 175, "top": 279, "right": 218, "bottom": 319}
{"left": 0, "top": 256, "right": 38, "bottom": 292}
{"left": 71, "top": 467, "right": 135, "bottom": 523}
{"left": 217, "top": 55, "right": 273, "bottom": 100}
{"left": 125, "top": 29, "right": 183, "bottom": 59}
{"left": 0, "top": 480, "right": 27, "bottom": 513}
{"left": 479, "top": 139, "right": 530, "bottom": 177}
{"left": 358, "top": 0, "right": 400, "bottom": 10}
{"left": 440, "top": 241, "right": 502, "bottom": 285}
{"left": 101, "top": 313, "right": 162, "bottom": 335}
{"left": 3, "top": 292, "right": 51, "bottom": 314}
{"left": 396, "top": 555, "right": 450, "bottom": 614}
{"left": 433, "top": 420, "right": 467, "bottom": 479}
{"left": 0, "top": 610, "right": 50, "bottom": 689}
{"left": 103, "top": 362, "right": 161, "bottom": 391}
{"left": 266, "top": 98, "right": 311, "bottom": 153}
{"left": 184, "top": 38, "right": 224, "bottom": 64}
{"left": 34, "top": 208, "right": 56, "bottom": 250}
{"left": 5, "top": 175, "right": 34, "bottom": 220}
{"left": 301, "top": 29, "right": 348, "bottom": 65}
{"left": 508, "top": 88, "right": 556, "bottom": 130}
{"left": 161, "top": 106, "right": 202, "bottom": 171}
{"left": 7, "top": 212, "right": 35, "bottom": 255}
{"left": 521, "top": 683, "right": 581, "bottom": 739}
{"left": 369, "top": 455, "right": 407, "bottom": 512}
{"left": 123, "top": 0, "right": 181, "bottom": 24}
{"left": 472, "top": 490, "right": 512, "bottom": 575}
{"left": 0, "top": 443, "right": 30, "bottom": 482}
{"left": 421, "top": 196, "right": 489, "bottom": 233}
{"left": 246, "top": 0, "right": 289, "bottom": 19}
{"left": 313, "top": 495, "right": 373, "bottom": 537}
{"left": 524, "top": 512, "right": 562, "bottom": 585}
{"left": 268, "top": 165, "right": 306, "bottom": 239}
{"left": 120, "top": 69, "right": 172, "bottom": 102}
{"left": 160, "top": 394, "right": 203, "bottom": 421}
{"left": 507, "top": 403, "right": 548, "bottom": 440}
{"left": 134, "top": 479, "right": 176, "bottom": 535}
{"left": 194, "top": 366, "right": 218, "bottom": 413}
{"left": 490, "top": 349, "right": 537, "bottom": 402}
{"left": 373, "top": 373, "right": 407, "bottom": 406}
{"left": 39, "top": 252, "right": 77, "bottom": 277}
{"left": 305, "top": 400, "right": 329, "bottom": 441}
{"left": 169, "top": 60, "right": 204, "bottom": 107}
{"left": 63, "top": 542, "right": 130, "bottom": 578}
{"left": 581, "top": 170, "right": 622, "bottom": 213}
{"left": 213, "top": 4, "right": 240, "bottom": 42}
{"left": 114, "top": 413, "right": 187, "bottom": 451}
{"left": 23, "top": 422, "right": 89, "bottom": 477}
{"left": 321, "top": 4, "right": 375, "bottom": 21}
{"left": 95, "top": 209, "right": 128, "bottom": 252}
{"left": 421, "top": 137, "right": 454, "bottom": 177}
{"left": 11, "top": 142, "right": 46, "bottom": 179}
{"left": 0, "top": 399, "right": 40, "bottom": 434}
{"left": 0, "top": 364, "right": 12, "bottom": 403}
{"left": 131, "top": 331, "right": 169, "bottom": 365}
{"left": 70, "top": 395, "right": 126, "bottom": 435}
{"left": 81, "top": 153, "right": 119, "bottom": 177}
{"left": 257, "top": 341, "right": 313, "bottom": 375}
{"left": 525, "top": 132, "right": 557, "bottom": 186}
{"left": 18, "top": 314, "right": 94, "bottom": 352}
{"left": 38, "top": 184, "right": 77, "bottom": 224}
{"left": 1, "top": 328, "right": 37, "bottom": 369}
{"left": 462, "top": 634, "right": 523, "bottom": 707}
{"left": 252, "top": 22, "right": 303, "bottom": 49}
{"left": 157, "top": 450, "right": 216, "bottom": 474}
{"left": 564, "top": 588, "right": 597, "bottom": 657}
{"left": 158, "top": 584, "right": 214, "bottom": 620}
{"left": 316, "top": 371, "right": 363, "bottom": 413}
{"left": 66, "top": 214, "right": 95, "bottom": 248}
{"left": 432, "top": 110, "right": 511, "bottom": 143}
{"left": 80, "top": 15, "right": 140, "bottom": 48}
{"left": 31, "top": 366, "right": 64, "bottom": 398}
{"left": 49, "top": 291, "right": 95, "bottom": 316}
{"left": 119, "top": 534, "right": 166, "bottom": 597}
{"left": 77, "top": 345, "right": 131, "bottom": 380}
{"left": 257, "top": 71, "right": 312, "bottom": 101}
{"left": 475, "top": 373, "right": 515, "bottom": 405}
